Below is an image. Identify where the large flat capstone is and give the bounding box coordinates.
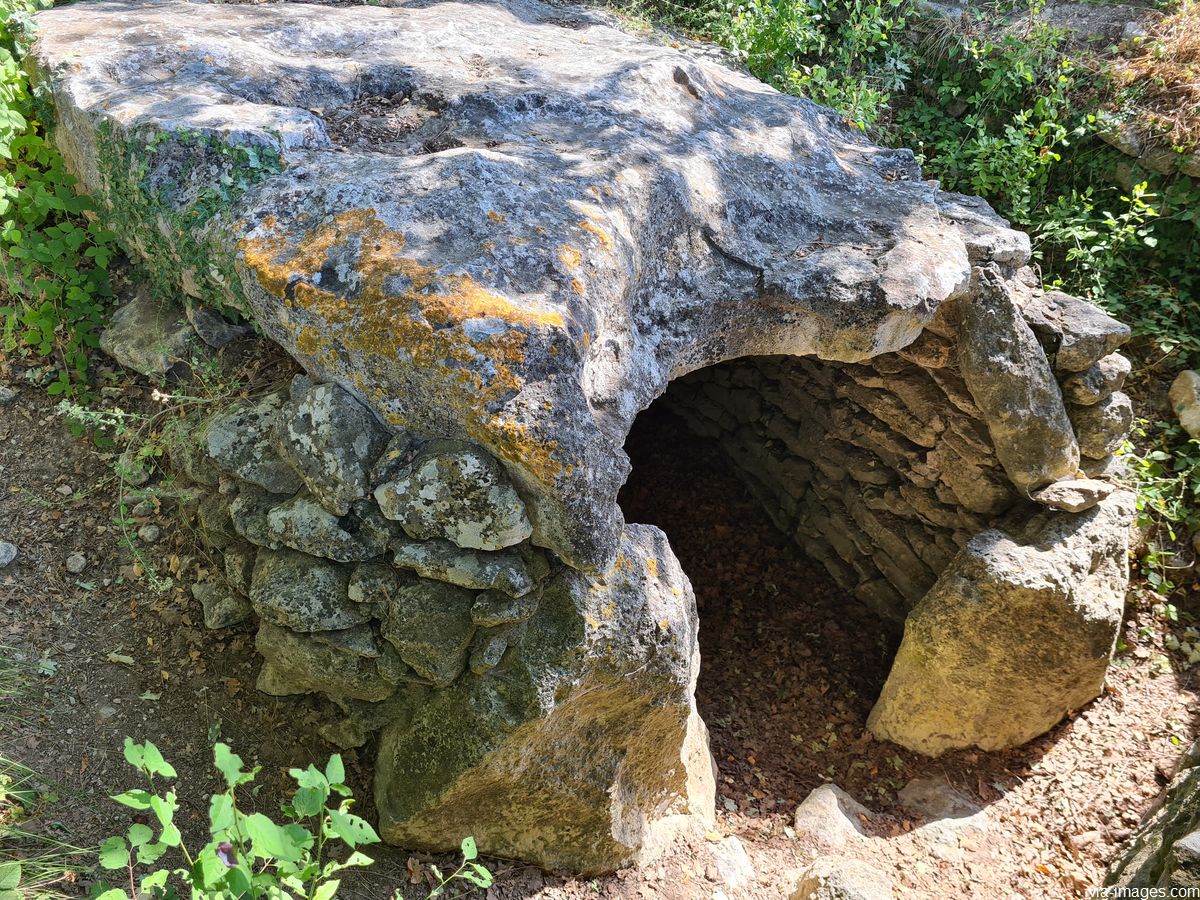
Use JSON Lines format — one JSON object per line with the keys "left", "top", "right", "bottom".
{"left": 29, "top": 0, "right": 1004, "bottom": 571}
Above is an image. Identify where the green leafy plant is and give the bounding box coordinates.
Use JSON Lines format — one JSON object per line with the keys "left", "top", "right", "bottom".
{"left": 0, "top": 0, "right": 116, "bottom": 397}
{"left": 99, "top": 739, "right": 493, "bottom": 900}
{"left": 99, "top": 739, "right": 377, "bottom": 900}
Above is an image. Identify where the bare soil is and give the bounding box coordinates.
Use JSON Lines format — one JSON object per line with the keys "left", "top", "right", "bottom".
{"left": 1, "top": 353, "right": 1197, "bottom": 899}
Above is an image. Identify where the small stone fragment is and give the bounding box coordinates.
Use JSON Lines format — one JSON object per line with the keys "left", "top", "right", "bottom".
{"left": 1070, "top": 391, "right": 1134, "bottom": 460}
{"left": 136, "top": 524, "right": 162, "bottom": 544}
{"left": 249, "top": 548, "right": 367, "bottom": 632}
{"left": 1030, "top": 478, "right": 1115, "bottom": 513}
{"left": 1061, "top": 353, "right": 1131, "bottom": 406}
{"left": 391, "top": 536, "right": 538, "bottom": 597}
{"left": 468, "top": 630, "right": 509, "bottom": 674}
{"left": 897, "top": 776, "right": 986, "bottom": 825}
{"left": 708, "top": 836, "right": 754, "bottom": 892}
{"left": 0, "top": 542, "right": 16, "bottom": 568}
{"left": 185, "top": 303, "right": 252, "bottom": 348}
{"left": 792, "top": 784, "right": 870, "bottom": 850}
{"left": 228, "top": 485, "right": 288, "bottom": 550}
{"left": 191, "top": 581, "right": 254, "bottom": 630}
{"left": 790, "top": 856, "right": 894, "bottom": 900}
{"left": 1169, "top": 370, "right": 1200, "bottom": 439}
{"left": 0, "top": 385, "right": 17, "bottom": 405}
{"left": 205, "top": 391, "right": 303, "bottom": 493}
{"left": 99, "top": 288, "right": 198, "bottom": 376}
{"left": 65, "top": 552, "right": 87, "bottom": 574}
{"left": 375, "top": 441, "right": 532, "bottom": 550}
{"left": 255, "top": 621, "right": 399, "bottom": 701}
{"left": 275, "top": 377, "right": 390, "bottom": 516}
{"left": 266, "top": 492, "right": 389, "bottom": 562}
{"left": 223, "top": 543, "right": 257, "bottom": 595}
{"left": 470, "top": 589, "right": 539, "bottom": 626}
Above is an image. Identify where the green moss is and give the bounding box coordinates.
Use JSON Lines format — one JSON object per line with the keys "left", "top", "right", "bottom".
{"left": 90, "top": 121, "right": 284, "bottom": 316}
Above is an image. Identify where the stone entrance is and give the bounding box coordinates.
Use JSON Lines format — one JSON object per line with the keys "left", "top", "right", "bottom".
{"left": 32, "top": 0, "right": 1137, "bottom": 874}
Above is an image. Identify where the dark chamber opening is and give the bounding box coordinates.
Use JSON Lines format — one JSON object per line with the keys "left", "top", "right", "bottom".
{"left": 618, "top": 384, "right": 909, "bottom": 817}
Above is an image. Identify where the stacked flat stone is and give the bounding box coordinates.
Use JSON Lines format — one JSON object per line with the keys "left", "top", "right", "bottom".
{"left": 182, "top": 375, "right": 550, "bottom": 714}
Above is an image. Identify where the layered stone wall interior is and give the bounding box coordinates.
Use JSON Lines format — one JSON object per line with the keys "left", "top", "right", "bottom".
{"left": 664, "top": 282, "right": 1135, "bottom": 624}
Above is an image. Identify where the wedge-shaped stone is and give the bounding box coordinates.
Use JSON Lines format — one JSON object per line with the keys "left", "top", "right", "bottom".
{"left": 204, "top": 392, "right": 302, "bottom": 494}
{"left": 390, "top": 536, "right": 538, "bottom": 598}
{"left": 256, "top": 622, "right": 401, "bottom": 702}
{"left": 275, "top": 377, "right": 390, "bottom": 516}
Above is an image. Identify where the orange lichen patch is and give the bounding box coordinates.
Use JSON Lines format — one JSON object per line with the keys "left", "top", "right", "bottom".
{"left": 578, "top": 219, "right": 613, "bottom": 250}
{"left": 238, "top": 207, "right": 569, "bottom": 483}
{"left": 570, "top": 278, "right": 585, "bottom": 295}
{"left": 487, "top": 209, "right": 506, "bottom": 224}
{"left": 556, "top": 245, "right": 582, "bottom": 269}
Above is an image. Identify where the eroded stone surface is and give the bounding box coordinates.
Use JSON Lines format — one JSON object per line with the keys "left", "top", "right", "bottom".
{"left": 374, "top": 525, "right": 715, "bottom": 874}
{"left": 249, "top": 547, "right": 367, "bottom": 632}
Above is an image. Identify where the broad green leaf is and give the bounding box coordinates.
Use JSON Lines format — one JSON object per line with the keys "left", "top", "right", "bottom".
{"left": 324, "top": 754, "right": 345, "bottom": 787}
{"left": 243, "top": 812, "right": 303, "bottom": 862}
{"left": 461, "top": 835, "right": 478, "bottom": 860}
{"left": 327, "top": 807, "right": 379, "bottom": 849}
{"left": 136, "top": 841, "right": 169, "bottom": 866}
{"left": 291, "top": 785, "right": 324, "bottom": 818}
{"left": 92, "top": 890, "right": 130, "bottom": 900}
{"left": 98, "top": 835, "right": 129, "bottom": 870}
{"left": 312, "top": 879, "right": 340, "bottom": 900}
{"left": 0, "top": 862, "right": 19, "bottom": 890}
{"left": 142, "top": 741, "right": 177, "bottom": 778}
{"left": 213, "top": 743, "right": 254, "bottom": 787}
{"left": 139, "top": 870, "right": 168, "bottom": 893}
{"left": 122, "top": 737, "right": 144, "bottom": 768}
{"left": 209, "top": 791, "right": 235, "bottom": 832}
{"left": 126, "top": 823, "right": 153, "bottom": 847}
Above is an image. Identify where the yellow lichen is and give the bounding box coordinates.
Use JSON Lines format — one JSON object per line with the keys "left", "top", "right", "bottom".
{"left": 556, "top": 245, "right": 582, "bottom": 269}
{"left": 238, "top": 208, "right": 570, "bottom": 483}
{"left": 487, "top": 210, "right": 506, "bottom": 224}
{"left": 578, "top": 219, "right": 613, "bottom": 251}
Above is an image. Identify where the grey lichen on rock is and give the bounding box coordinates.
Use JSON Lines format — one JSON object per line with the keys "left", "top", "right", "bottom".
{"left": 276, "top": 377, "right": 390, "bottom": 516}
{"left": 375, "top": 442, "right": 533, "bottom": 551}
{"left": 379, "top": 574, "right": 477, "bottom": 687}
{"left": 205, "top": 392, "right": 302, "bottom": 495}
{"left": 867, "top": 489, "right": 1135, "bottom": 755}
{"left": 255, "top": 622, "right": 401, "bottom": 702}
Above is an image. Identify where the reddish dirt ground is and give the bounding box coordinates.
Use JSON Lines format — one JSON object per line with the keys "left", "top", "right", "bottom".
{"left": 1, "top": 357, "right": 1197, "bottom": 899}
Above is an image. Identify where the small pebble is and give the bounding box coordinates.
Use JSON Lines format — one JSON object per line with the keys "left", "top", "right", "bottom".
{"left": 0, "top": 542, "right": 16, "bottom": 568}
{"left": 137, "top": 524, "right": 162, "bottom": 544}
{"left": 0, "top": 385, "right": 16, "bottom": 405}
{"left": 98, "top": 706, "right": 117, "bottom": 720}
{"left": 65, "top": 552, "right": 87, "bottom": 574}
{"left": 131, "top": 500, "right": 156, "bottom": 518}
{"left": 55, "top": 484, "right": 74, "bottom": 498}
